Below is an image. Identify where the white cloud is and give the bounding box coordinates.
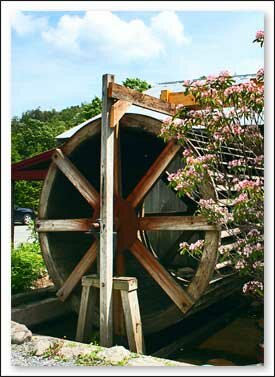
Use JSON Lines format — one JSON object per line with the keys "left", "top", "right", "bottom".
{"left": 41, "top": 11, "right": 190, "bottom": 60}
{"left": 11, "top": 11, "right": 48, "bottom": 36}
{"left": 150, "top": 11, "right": 191, "bottom": 45}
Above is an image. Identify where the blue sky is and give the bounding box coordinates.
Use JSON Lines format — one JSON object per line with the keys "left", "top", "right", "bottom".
{"left": 11, "top": 10, "right": 264, "bottom": 116}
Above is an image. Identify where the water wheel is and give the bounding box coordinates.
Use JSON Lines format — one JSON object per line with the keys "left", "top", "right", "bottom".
{"left": 36, "top": 114, "right": 232, "bottom": 335}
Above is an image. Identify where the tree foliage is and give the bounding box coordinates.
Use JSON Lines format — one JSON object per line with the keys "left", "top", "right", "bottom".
{"left": 12, "top": 78, "right": 151, "bottom": 210}
{"left": 122, "top": 77, "right": 152, "bottom": 92}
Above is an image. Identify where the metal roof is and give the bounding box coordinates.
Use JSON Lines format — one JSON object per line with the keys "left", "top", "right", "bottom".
{"left": 56, "top": 74, "right": 257, "bottom": 141}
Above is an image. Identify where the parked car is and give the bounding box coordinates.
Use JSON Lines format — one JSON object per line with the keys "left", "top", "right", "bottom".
{"left": 13, "top": 205, "right": 36, "bottom": 225}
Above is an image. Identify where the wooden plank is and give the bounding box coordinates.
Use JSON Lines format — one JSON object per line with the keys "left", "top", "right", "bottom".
{"left": 127, "top": 141, "right": 181, "bottom": 208}
{"left": 219, "top": 242, "right": 239, "bottom": 252}
{"left": 159, "top": 80, "right": 263, "bottom": 109}
{"left": 52, "top": 148, "right": 99, "bottom": 208}
{"left": 138, "top": 216, "right": 219, "bottom": 231}
{"left": 82, "top": 275, "right": 138, "bottom": 292}
{"left": 110, "top": 100, "right": 131, "bottom": 128}
{"left": 121, "top": 289, "right": 144, "bottom": 354}
{"left": 36, "top": 218, "right": 96, "bottom": 232}
{"left": 130, "top": 239, "right": 194, "bottom": 313}
{"left": 56, "top": 240, "right": 98, "bottom": 302}
{"left": 215, "top": 260, "right": 232, "bottom": 270}
{"left": 108, "top": 82, "right": 176, "bottom": 115}
{"left": 160, "top": 90, "right": 196, "bottom": 106}
{"left": 11, "top": 297, "right": 71, "bottom": 327}
{"left": 152, "top": 299, "right": 247, "bottom": 359}
{"left": 221, "top": 227, "right": 241, "bottom": 238}
{"left": 100, "top": 73, "right": 115, "bottom": 347}
{"left": 12, "top": 286, "right": 56, "bottom": 307}
{"left": 113, "top": 121, "right": 124, "bottom": 337}
{"left": 76, "top": 285, "right": 96, "bottom": 343}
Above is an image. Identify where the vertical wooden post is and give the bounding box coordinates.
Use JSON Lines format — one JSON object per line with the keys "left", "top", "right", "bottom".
{"left": 75, "top": 282, "right": 96, "bottom": 343}
{"left": 121, "top": 288, "right": 145, "bottom": 354}
{"left": 100, "top": 74, "right": 115, "bottom": 347}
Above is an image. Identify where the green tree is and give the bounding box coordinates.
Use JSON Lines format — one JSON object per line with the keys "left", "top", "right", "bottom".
{"left": 122, "top": 77, "right": 152, "bottom": 92}
{"left": 12, "top": 77, "right": 151, "bottom": 209}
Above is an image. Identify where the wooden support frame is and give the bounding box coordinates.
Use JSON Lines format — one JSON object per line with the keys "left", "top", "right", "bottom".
{"left": 110, "top": 100, "right": 132, "bottom": 128}
{"left": 160, "top": 90, "right": 196, "bottom": 107}
{"left": 108, "top": 82, "right": 176, "bottom": 115}
{"left": 76, "top": 275, "right": 144, "bottom": 354}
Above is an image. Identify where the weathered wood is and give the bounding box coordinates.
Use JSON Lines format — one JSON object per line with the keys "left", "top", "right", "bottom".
{"left": 160, "top": 90, "right": 196, "bottom": 106}
{"left": 100, "top": 73, "right": 115, "bottom": 347}
{"left": 11, "top": 286, "right": 56, "bottom": 307}
{"left": 36, "top": 218, "right": 96, "bottom": 232}
{"left": 56, "top": 240, "right": 98, "bottom": 302}
{"left": 138, "top": 216, "right": 219, "bottom": 231}
{"left": 221, "top": 227, "right": 241, "bottom": 238}
{"left": 152, "top": 299, "right": 247, "bottom": 359}
{"left": 215, "top": 260, "right": 232, "bottom": 270}
{"left": 11, "top": 297, "right": 71, "bottom": 327}
{"left": 187, "top": 230, "right": 220, "bottom": 301}
{"left": 76, "top": 285, "right": 96, "bottom": 343}
{"left": 52, "top": 148, "right": 99, "bottom": 208}
{"left": 130, "top": 239, "right": 194, "bottom": 313}
{"left": 219, "top": 242, "right": 239, "bottom": 252}
{"left": 121, "top": 289, "right": 144, "bottom": 354}
{"left": 110, "top": 100, "right": 131, "bottom": 128}
{"left": 108, "top": 82, "right": 176, "bottom": 116}
{"left": 127, "top": 141, "right": 181, "bottom": 208}
{"left": 82, "top": 275, "right": 138, "bottom": 292}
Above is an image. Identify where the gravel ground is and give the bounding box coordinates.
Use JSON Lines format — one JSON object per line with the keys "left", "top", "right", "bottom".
{"left": 11, "top": 344, "right": 76, "bottom": 367}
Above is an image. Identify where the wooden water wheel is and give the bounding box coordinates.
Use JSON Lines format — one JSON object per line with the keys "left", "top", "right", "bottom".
{"left": 36, "top": 111, "right": 244, "bottom": 336}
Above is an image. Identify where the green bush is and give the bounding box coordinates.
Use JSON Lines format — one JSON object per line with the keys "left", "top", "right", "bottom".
{"left": 11, "top": 243, "right": 46, "bottom": 294}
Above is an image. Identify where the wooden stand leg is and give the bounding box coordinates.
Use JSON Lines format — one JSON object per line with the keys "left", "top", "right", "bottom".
{"left": 120, "top": 289, "right": 145, "bottom": 354}
{"left": 76, "top": 275, "right": 145, "bottom": 353}
{"left": 76, "top": 285, "right": 96, "bottom": 343}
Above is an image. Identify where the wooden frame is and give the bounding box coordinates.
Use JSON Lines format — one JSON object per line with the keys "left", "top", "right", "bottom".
{"left": 76, "top": 275, "right": 144, "bottom": 354}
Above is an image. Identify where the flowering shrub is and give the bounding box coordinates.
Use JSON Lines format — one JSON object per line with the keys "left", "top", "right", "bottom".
{"left": 162, "top": 31, "right": 264, "bottom": 300}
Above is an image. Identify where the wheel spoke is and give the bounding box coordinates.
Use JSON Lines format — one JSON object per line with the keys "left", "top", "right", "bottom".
{"left": 126, "top": 140, "right": 181, "bottom": 208}
{"left": 129, "top": 239, "right": 194, "bottom": 313}
{"left": 56, "top": 239, "right": 98, "bottom": 302}
{"left": 36, "top": 218, "right": 97, "bottom": 232}
{"left": 52, "top": 148, "right": 99, "bottom": 208}
{"left": 138, "top": 216, "right": 219, "bottom": 231}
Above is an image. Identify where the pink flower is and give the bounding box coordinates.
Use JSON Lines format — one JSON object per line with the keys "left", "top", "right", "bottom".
{"left": 207, "top": 74, "right": 217, "bottom": 82}
{"left": 183, "top": 149, "right": 191, "bottom": 157}
{"left": 234, "top": 193, "right": 248, "bottom": 205}
{"left": 243, "top": 280, "right": 263, "bottom": 294}
{"left": 163, "top": 117, "right": 171, "bottom": 125}
{"left": 256, "top": 30, "right": 264, "bottom": 40}
{"left": 219, "top": 70, "right": 231, "bottom": 77}
{"left": 235, "top": 260, "right": 246, "bottom": 270}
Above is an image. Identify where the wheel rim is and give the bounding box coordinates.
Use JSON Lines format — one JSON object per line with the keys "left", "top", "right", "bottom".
{"left": 37, "top": 116, "right": 220, "bottom": 334}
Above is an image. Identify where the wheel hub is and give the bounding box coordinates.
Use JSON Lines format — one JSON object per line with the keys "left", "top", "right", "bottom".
{"left": 114, "top": 197, "right": 138, "bottom": 252}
